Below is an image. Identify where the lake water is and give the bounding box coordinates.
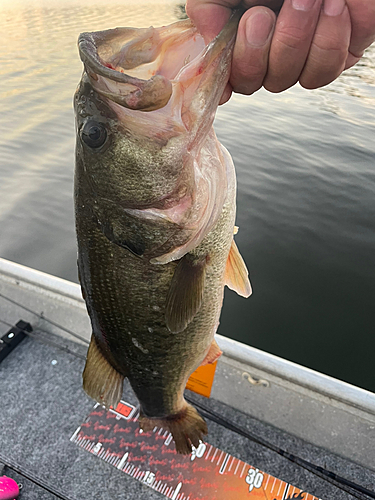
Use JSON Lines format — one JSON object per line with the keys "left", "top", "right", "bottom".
{"left": 1, "top": 0, "right": 374, "bottom": 392}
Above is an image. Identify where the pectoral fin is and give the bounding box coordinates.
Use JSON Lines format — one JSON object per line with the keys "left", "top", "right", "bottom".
{"left": 165, "top": 254, "right": 207, "bottom": 334}
{"left": 82, "top": 335, "right": 124, "bottom": 409}
{"left": 224, "top": 239, "right": 252, "bottom": 298}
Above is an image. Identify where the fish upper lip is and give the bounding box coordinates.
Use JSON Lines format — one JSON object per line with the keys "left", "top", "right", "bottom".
{"left": 78, "top": 20, "right": 198, "bottom": 86}
{"left": 78, "top": 30, "right": 173, "bottom": 111}
{"left": 78, "top": 11, "right": 242, "bottom": 112}
{"left": 78, "top": 31, "right": 143, "bottom": 86}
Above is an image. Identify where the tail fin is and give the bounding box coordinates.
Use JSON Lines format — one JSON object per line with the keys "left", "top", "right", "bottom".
{"left": 139, "top": 402, "right": 207, "bottom": 455}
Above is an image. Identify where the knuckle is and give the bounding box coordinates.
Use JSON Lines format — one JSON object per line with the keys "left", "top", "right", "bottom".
{"left": 276, "top": 25, "right": 312, "bottom": 51}
{"left": 299, "top": 75, "right": 327, "bottom": 89}
{"left": 313, "top": 32, "right": 347, "bottom": 57}
{"left": 299, "top": 59, "right": 345, "bottom": 89}
{"left": 232, "top": 52, "right": 268, "bottom": 84}
{"left": 233, "top": 82, "right": 262, "bottom": 96}
{"left": 263, "top": 78, "right": 294, "bottom": 93}
{"left": 235, "top": 62, "right": 266, "bottom": 82}
{"left": 311, "top": 45, "right": 348, "bottom": 72}
{"left": 231, "top": 67, "right": 265, "bottom": 95}
{"left": 263, "top": 75, "right": 299, "bottom": 94}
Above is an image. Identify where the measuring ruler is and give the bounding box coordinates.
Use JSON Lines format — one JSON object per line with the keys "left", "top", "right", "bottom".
{"left": 71, "top": 400, "right": 321, "bottom": 500}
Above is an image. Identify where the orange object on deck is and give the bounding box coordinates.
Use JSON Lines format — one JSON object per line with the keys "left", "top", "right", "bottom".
{"left": 186, "top": 361, "right": 217, "bottom": 398}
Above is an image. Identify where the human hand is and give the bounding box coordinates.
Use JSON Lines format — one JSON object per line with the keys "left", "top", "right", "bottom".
{"left": 186, "top": 0, "right": 375, "bottom": 103}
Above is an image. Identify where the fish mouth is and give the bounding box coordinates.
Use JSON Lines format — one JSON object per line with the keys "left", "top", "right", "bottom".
{"left": 78, "top": 11, "right": 241, "bottom": 114}
{"left": 78, "top": 20, "right": 197, "bottom": 112}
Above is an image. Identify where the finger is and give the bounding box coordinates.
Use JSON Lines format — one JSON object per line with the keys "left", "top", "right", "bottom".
{"left": 186, "top": 0, "right": 233, "bottom": 42}
{"left": 230, "top": 7, "right": 277, "bottom": 95}
{"left": 345, "top": 0, "right": 375, "bottom": 70}
{"left": 219, "top": 83, "right": 233, "bottom": 104}
{"left": 344, "top": 52, "right": 361, "bottom": 70}
{"left": 186, "top": 0, "right": 283, "bottom": 42}
{"left": 263, "top": 0, "right": 323, "bottom": 93}
{"left": 347, "top": 0, "right": 375, "bottom": 59}
{"left": 299, "top": 0, "right": 351, "bottom": 89}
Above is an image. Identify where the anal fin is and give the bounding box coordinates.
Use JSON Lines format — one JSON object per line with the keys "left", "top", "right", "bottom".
{"left": 224, "top": 239, "right": 252, "bottom": 297}
{"left": 82, "top": 335, "right": 124, "bottom": 409}
{"left": 200, "top": 339, "right": 222, "bottom": 366}
{"left": 165, "top": 254, "right": 207, "bottom": 333}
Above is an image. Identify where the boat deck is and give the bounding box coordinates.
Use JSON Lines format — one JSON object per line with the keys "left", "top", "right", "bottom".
{"left": 0, "top": 258, "right": 374, "bottom": 500}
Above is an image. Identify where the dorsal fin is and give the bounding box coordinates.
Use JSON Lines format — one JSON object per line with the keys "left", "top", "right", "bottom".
{"left": 165, "top": 254, "right": 207, "bottom": 333}
{"left": 224, "top": 239, "right": 252, "bottom": 298}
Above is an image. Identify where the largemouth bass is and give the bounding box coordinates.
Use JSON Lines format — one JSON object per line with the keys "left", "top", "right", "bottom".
{"left": 74, "top": 10, "right": 251, "bottom": 454}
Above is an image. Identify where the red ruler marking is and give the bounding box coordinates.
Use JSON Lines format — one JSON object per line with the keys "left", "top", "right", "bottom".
{"left": 71, "top": 400, "right": 322, "bottom": 500}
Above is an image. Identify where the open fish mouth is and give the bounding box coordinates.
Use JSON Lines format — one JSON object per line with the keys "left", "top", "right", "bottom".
{"left": 78, "top": 11, "right": 241, "bottom": 114}
{"left": 76, "top": 11, "right": 243, "bottom": 265}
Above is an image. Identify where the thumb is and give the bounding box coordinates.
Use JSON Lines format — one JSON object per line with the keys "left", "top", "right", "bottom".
{"left": 185, "top": 0, "right": 233, "bottom": 42}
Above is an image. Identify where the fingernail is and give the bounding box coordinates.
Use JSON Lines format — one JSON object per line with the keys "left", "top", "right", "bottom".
{"left": 323, "top": 0, "right": 346, "bottom": 16}
{"left": 246, "top": 11, "right": 274, "bottom": 47}
{"left": 292, "top": 0, "right": 317, "bottom": 11}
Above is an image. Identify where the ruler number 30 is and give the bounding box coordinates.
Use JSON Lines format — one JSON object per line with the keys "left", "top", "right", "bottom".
{"left": 245, "top": 468, "right": 264, "bottom": 492}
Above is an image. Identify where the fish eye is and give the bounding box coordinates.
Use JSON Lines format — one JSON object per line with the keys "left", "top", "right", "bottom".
{"left": 81, "top": 120, "right": 107, "bottom": 149}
